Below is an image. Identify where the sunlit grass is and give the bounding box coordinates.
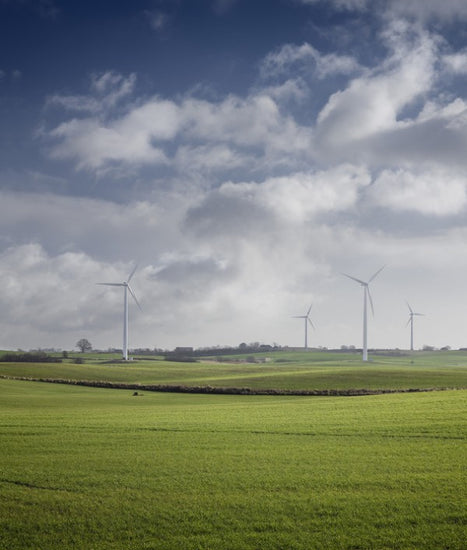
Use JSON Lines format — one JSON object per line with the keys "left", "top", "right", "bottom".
{"left": 0, "top": 379, "right": 465, "bottom": 549}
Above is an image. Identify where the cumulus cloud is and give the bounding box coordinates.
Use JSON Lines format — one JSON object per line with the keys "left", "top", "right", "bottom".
{"left": 7, "top": 6, "right": 467, "bottom": 351}
{"left": 443, "top": 51, "right": 467, "bottom": 75}
{"left": 182, "top": 94, "right": 311, "bottom": 154}
{"left": 0, "top": 244, "right": 106, "bottom": 343}
{"left": 306, "top": 21, "right": 467, "bottom": 171}
{"left": 259, "top": 79, "right": 309, "bottom": 104}
{"left": 217, "top": 165, "right": 370, "bottom": 222}
{"left": 315, "top": 22, "right": 437, "bottom": 147}
{"left": 45, "top": 80, "right": 312, "bottom": 173}
{"left": 43, "top": 23, "right": 467, "bottom": 181}
{"left": 369, "top": 169, "right": 467, "bottom": 215}
{"left": 48, "top": 118, "right": 169, "bottom": 170}
{"left": 0, "top": 189, "right": 188, "bottom": 261}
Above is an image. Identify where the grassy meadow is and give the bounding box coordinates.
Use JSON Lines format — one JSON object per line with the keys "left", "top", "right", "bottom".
{"left": 1, "top": 349, "right": 467, "bottom": 391}
{"left": 0, "top": 351, "right": 466, "bottom": 549}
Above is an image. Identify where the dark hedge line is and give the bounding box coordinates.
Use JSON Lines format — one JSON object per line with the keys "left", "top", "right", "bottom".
{"left": 0, "top": 353, "right": 62, "bottom": 363}
{"left": 0, "top": 375, "right": 458, "bottom": 396}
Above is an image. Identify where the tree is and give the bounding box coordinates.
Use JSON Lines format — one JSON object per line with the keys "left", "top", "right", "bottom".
{"left": 76, "top": 338, "right": 92, "bottom": 353}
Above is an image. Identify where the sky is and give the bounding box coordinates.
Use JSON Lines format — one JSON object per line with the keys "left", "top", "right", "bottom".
{"left": 2, "top": 0, "right": 467, "bottom": 352}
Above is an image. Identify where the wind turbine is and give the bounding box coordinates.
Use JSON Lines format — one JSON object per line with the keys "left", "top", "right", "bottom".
{"left": 406, "top": 302, "right": 424, "bottom": 352}
{"left": 342, "top": 266, "right": 385, "bottom": 362}
{"left": 292, "top": 304, "right": 315, "bottom": 350}
{"left": 97, "top": 265, "right": 141, "bottom": 361}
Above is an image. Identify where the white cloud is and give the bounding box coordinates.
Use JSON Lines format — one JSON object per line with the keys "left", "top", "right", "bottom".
{"left": 297, "top": 0, "right": 467, "bottom": 20}
{"left": 3, "top": 179, "right": 467, "bottom": 350}
{"left": 218, "top": 165, "right": 370, "bottom": 222}
{"left": 174, "top": 144, "right": 249, "bottom": 173}
{"left": 0, "top": 189, "right": 187, "bottom": 261}
{"left": 47, "top": 71, "right": 136, "bottom": 114}
{"left": 261, "top": 43, "right": 361, "bottom": 80}
{"left": 48, "top": 116, "right": 170, "bottom": 170}
{"left": 415, "top": 98, "right": 467, "bottom": 123}
{"left": 0, "top": 244, "right": 106, "bottom": 341}
{"left": 442, "top": 51, "right": 467, "bottom": 75}
{"left": 316, "top": 22, "right": 437, "bottom": 143}
{"left": 369, "top": 169, "right": 467, "bottom": 215}
{"left": 182, "top": 94, "right": 311, "bottom": 154}
{"left": 259, "top": 79, "right": 309, "bottom": 103}
{"left": 386, "top": 0, "right": 467, "bottom": 21}
{"left": 45, "top": 81, "right": 312, "bottom": 173}
{"left": 8, "top": 12, "right": 467, "bottom": 352}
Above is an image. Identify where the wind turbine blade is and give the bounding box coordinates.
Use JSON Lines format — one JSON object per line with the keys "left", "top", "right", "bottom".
{"left": 368, "top": 265, "right": 385, "bottom": 283}
{"left": 292, "top": 315, "right": 306, "bottom": 319}
{"left": 308, "top": 318, "right": 315, "bottom": 329}
{"left": 96, "top": 283, "right": 124, "bottom": 287}
{"left": 127, "top": 284, "right": 142, "bottom": 311}
{"left": 414, "top": 313, "right": 425, "bottom": 316}
{"left": 306, "top": 304, "right": 313, "bottom": 316}
{"left": 342, "top": 272, "right": 366, "bottom": 285}
{"left": 406, "top": 317, "right": 411, "bottom": 327}
{"left": 406, "top": 301, "right": 413, "bottom": 314}
{"left": 367, "top": 287, "right": 375, "bottom": 316}
{"left": 127, "top": 264, "right": 138, "bottom": 283}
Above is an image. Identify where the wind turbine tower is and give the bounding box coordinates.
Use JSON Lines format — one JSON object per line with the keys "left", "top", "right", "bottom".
{"left": 406, "top": 302, "right": 424, "bottom": 351}
{"left": 97, "top": 265, "right": 142, "bottom": 361}
{"left": 292, "top": 304, "right": 315, "bottom": 350}
{"left": 342, "top": 266, "right": 385, "bottom": 361}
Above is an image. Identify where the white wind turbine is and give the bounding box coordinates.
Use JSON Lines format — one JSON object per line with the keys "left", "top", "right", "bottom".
{"left": 406, "top": 302, "right": 424, "bottom": 352}
{"left": 97, "top": 265, "right": 141, "bottom": 361}
{"left": 342, "top": 266, "right": 385, "bottom": 362}
{"left": 292, "top": 304, "right": 315, "bottom": 350}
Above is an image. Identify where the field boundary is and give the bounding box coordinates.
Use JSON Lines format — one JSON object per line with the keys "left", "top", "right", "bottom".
{"left": 1, "top": 375, "right": 463, "bottom": 396}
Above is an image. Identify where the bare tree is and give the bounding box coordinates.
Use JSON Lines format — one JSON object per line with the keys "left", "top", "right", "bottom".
{"left": 76, "top": 338, "right": 92, "bottom": 353}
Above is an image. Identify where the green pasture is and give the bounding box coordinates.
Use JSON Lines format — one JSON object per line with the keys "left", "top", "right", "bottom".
{"left": 0, "top": 379, "right": 465, "bottom": 549}
{"left": 0, "top": 350, "right": 466, "bottom": 391}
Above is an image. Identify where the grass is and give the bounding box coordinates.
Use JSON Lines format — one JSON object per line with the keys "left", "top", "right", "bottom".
{"left": 1, "top": 351, "right": 466, "bottom": 548}
{"left": 0, "top": 378, "right": 465, "bottom": 549}
{"left": 0, "top": 349, "right": 466, "bottom": 391}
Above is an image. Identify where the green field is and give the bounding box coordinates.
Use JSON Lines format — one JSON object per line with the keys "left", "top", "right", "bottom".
{"left": 0, "top": 352, "right": 466, "bottom": 549}
{"left": 1, "top": 350, "right": 467, "bottom": 392}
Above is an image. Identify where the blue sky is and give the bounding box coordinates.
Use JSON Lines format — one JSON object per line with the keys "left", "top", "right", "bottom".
{"left": 2, "top": 0, "right": 467, "bottom": 352}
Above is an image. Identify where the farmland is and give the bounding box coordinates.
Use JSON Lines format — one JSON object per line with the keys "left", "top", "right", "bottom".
{"left": 0, "top": 351, "right": 466, "bottom": 549}
{"left": 1, "top": 349, "right": 467, "bottom": 392}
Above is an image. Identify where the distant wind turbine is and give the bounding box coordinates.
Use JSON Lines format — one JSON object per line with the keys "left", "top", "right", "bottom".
{"left": 342, "top": 266, "right": 385, "bottom": 362}
{"left": 292, "top": 304, "right": 315, "bottom": 350}
{"left": 406, "top": 302, "right": 424, "bottom": 352}
{"left": 97, "top": 265, "right": 141, "bottom": 361}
